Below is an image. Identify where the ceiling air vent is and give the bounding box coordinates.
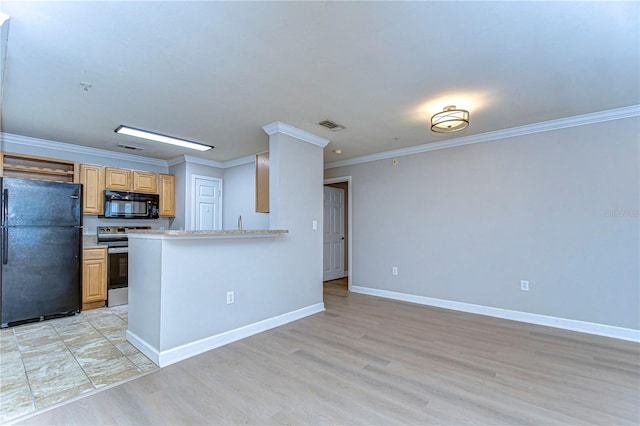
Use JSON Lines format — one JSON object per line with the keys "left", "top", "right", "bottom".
{"left": 117, "top": 143, "right": 144, "bottom": 151}
{"left": 318, "top": 120, "right": 345, "bottom": 132}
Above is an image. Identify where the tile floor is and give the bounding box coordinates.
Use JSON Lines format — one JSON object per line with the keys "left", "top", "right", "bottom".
{"left": 0, "top": 305, "right": 158, "bottom": 423}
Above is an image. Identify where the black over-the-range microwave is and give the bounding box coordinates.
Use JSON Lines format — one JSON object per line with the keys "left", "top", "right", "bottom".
{"left": 102, "top": 190, "right": 160, "bottom": 219}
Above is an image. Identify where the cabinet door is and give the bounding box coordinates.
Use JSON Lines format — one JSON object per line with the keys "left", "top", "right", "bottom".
{"left": 133, "top": 170, "right": 158, "bottom": 194}
{"left": 82, "top": 247, "right": 107, "bottom": 309}
{"left": 105, "top": 167, "right": 131, "bottom": 191}
{"left": 255, "top": 152, "right": 269, "bottom": 213}
{"left": 80, "top": 164, "right": 104, "bottom": 215}
{"left": 159, "top": 173, "right": 176, "bottom": 217}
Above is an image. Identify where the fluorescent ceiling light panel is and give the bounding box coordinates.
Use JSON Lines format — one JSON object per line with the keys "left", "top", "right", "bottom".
{"left": 115, "top": 125, "right": 213, "bottom": 151}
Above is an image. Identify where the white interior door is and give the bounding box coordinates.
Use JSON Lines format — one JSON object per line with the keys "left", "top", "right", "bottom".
{"left": 323, "top": 186, "right": 345, "bottom": 281}
{"left": 193, "top": 176, "right": 221, "bottom": 230}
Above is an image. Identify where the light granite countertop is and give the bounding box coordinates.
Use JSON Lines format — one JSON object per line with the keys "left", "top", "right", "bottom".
{"left": 82, "top": 235, "right": 101, "bottom": 248}
{"left": 127, "top": 229, "right": 288, "bottom": 239}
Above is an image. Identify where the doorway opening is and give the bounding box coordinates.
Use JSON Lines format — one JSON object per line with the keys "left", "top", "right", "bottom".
{"left": 323, "top": 176, "right": 352, "bottom": 291}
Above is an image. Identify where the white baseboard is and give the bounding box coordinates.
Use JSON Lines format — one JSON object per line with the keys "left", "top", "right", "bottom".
{"left": 351, "top": 286, "right": 640, "bottom": 343}
{"left": 128, "top": 302, "right": 325, "bottom": 368}
{"left": 126, "top": 330, "right": 161, "bottom": 366}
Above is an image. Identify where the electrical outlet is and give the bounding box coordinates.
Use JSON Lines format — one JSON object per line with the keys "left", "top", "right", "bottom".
{"left": 392, "top": 267, "right": 398, "bottom": 276}
{"left": 226, "top": 291, "right": 235, "bottom": 304}
{"left": 520, "top": 280, "right": 529, "bottom": 291}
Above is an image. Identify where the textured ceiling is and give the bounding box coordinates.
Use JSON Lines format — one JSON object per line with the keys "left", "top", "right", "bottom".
{"left": 1, "top": 1, "right": 638, "bottom": 163}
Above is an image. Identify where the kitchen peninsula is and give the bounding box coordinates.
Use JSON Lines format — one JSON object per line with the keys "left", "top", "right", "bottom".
{"left": 125, "top": 228, "right": 324, "bottom": 367}
{"left": 126, "top": 122, "right": 329, "bottom": 368}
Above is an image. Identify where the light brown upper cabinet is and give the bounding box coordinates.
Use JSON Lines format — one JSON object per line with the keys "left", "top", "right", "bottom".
{"left": 105, "top": 167, "right": 132, "bottom": 191}
{"left": 159, "top": 173, "right": 176, "bottom": 217}
{"left": 255, "top": 152, "right": 269, "bottom": 213}
{"left": 133, "top": 170, "right": 158, "bottom": 194}
{"left": 79, "top": 164, "right": 104, "bottom": 215}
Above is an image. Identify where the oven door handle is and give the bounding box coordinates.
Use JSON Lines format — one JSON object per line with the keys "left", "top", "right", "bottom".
{"left": 107, "top": 247, "right": 129, "bottom": 254}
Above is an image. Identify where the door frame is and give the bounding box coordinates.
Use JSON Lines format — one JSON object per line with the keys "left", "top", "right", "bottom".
{"left": 324, "top": 176, "right": 352, "bottom": 291}
{"left": 191, "top": 174, "right": 223, "bottom": 230}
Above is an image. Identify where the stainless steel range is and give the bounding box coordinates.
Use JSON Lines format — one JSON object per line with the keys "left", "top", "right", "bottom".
{"left": 97, "top": 226, "right": 151, "bottom": 307}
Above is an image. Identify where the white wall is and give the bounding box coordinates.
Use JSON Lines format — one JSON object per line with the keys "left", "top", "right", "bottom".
{"left": 0, "top": 15, "right": 10, "bottom": 118}
{"left": 269, "top": 131, "right": 326, "bottom": 307}
{"left": 222, "top": 161, "right": 269, "bottom": 230}
{"left": 325, "top": 117, "right": 640, "bottom": 331}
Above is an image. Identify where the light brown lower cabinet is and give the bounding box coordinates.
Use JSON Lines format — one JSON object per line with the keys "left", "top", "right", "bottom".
{"left": 82, "top": 247, "right": 107, "bottom": 310}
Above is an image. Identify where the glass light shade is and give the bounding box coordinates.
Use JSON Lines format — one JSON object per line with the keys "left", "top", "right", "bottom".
{"left": 431, "top": 106, "right": 469, "bottom": 133}
{"left": 115, "top": 125, "right": 213, "bottom": 151}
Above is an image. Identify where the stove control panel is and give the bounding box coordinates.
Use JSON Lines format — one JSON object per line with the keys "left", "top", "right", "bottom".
{"left": 97, "top": 226, "right": 152, "bottom": 236}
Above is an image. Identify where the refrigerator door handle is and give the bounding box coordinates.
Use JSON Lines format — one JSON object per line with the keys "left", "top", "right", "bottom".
{"left": 2, "top": 227, "right": 6, "bottom": 265}
{"left": 2, "top": 189, "right": 7, "bottom": 226}
{"left": 2, "top": 189, "right": 7, "bottom": 264}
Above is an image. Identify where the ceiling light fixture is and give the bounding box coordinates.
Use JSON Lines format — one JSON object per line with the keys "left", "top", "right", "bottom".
{"left": 430, "top": 105, "right": 469, "bottom": 133}
{"left": 333, "top": 149, "right": 343, "bottom": 155}
{"left": 115, "top": 125, "right": 213, "bottom": 151}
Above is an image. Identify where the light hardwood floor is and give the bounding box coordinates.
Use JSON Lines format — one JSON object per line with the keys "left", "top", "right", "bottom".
{"left": 17, "top": 279, "right": 640, "bottom": 425}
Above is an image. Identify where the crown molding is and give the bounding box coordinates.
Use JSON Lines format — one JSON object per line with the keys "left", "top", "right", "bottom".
{"left": 325, "top": 105, "right": 640, "bottom": 169}
{"left": 262, "top": 121, "right": 330, "bottom": 148}
{"left": 167, "top": 154, "right": 224, "bottom": 169}
{"left": 5, "top": 105, "right": 636, "bottom": 172}
{"left": 167, "top": 154, "right": 254, "bottom": 169}
{"left": 1, "top": 132, "right": 168, "bottom": 167}
{"left": 166, "top": 155, "right": 185, "bottom": 167}
{"left": 0, "top": 133, "right": 256, "bottom": 170}
{"left": 222, "top": 154, "right": 255, "bottom": 168}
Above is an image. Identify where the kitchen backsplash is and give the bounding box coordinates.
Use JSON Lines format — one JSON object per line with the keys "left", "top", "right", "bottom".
{"left": 83, "top": 215, "right": 171, "bottom": 235}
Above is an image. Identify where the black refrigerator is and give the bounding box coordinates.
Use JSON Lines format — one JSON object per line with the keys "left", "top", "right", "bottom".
{"left": 0, "top": 177, "right": 82, "bottom": 327}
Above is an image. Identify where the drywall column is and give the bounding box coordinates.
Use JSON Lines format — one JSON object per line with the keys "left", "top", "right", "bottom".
{"left": 263, "top": 121, "right": 329, "bottom": 306}
{"left": 0, "top": 14, "right": 10, "bottom": 108}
